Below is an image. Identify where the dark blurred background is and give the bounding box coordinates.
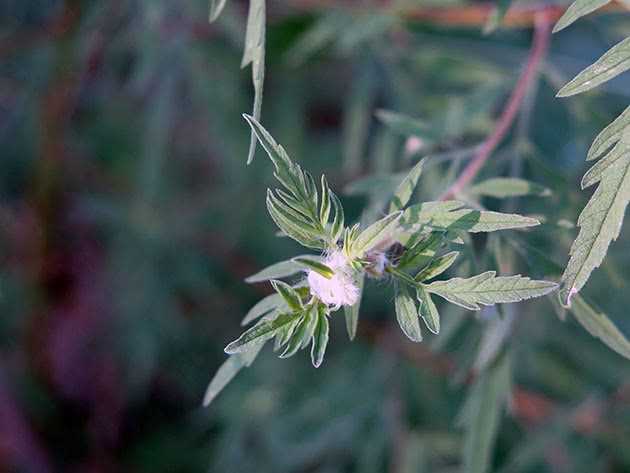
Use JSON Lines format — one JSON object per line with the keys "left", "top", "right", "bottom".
{"left": 2, "top": 1, "right": 630, "bottom": 472}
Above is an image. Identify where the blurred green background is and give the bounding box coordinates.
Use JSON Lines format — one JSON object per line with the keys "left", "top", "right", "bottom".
{"left": 2, "top": 1, "right": 630, "bottom": 472}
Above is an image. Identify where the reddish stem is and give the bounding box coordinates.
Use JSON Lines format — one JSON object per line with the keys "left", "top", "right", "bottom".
{"left": 440, "top": 12, "right": 552, "bottom": 201}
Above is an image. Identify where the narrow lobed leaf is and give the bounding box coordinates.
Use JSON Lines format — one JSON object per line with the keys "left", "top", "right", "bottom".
{"left": 414, "top": 251, "right": 460, "bottom": 282}
{"left": 350, "top": 211, "right": 402, "bottom": 258}
{"left": 469, "top": 178, "right": 551, "bottom": 198}
{"left": 395, "top": 284, "right": 423, "bottom": 342}
{"left": 389, "top": 159, "right": 426, "bottom": 212}
{"left": 552, "top": 0, "right": 610, "bottom": 33}
{"left": 426, "top": 271, "right": 557, "bottom": 311}
{"left": 271, "top": 280, "right": 303, "bottom": 312}
{"left": 292, "top": 257, "right": 334, "bottom": 279}
{"left": 225, "top": 312, "right": 299, "bottom": 354}
{"left": 557, "top": 37, "right": 630, "bottom": 97}
{"left": 416, "top": 285, "right": 440, "bottom": 334}
{"left": 311, "top": 307, "right": 330, "bottom": 368}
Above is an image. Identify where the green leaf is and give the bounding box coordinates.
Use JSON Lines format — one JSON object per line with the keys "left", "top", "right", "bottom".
{"left": 570, "top": 295, "right": 630, "bottom": 360}
{"left": 560, "top": 134, "right": 630, "bottom": 306}
{"left": 245, "top": 255, "right": 319, "bottom": 283}
{"left": 395, "top": 284, "right": 423, "bottom": 342}
{"left": 414, "top": 251, "right": 460, "bottom": 282}
{"left": 426, "top": 272, "right": 557, "bottom": 311}
{"left": 483, "top": 0, "right": 514, "bottom": 34}
{"left": 311, "top": 307, "right": 330, "bottom": 368}
{"left": 404, "top": 201, "right": 539, "bottom": 233}
{"left": 271, "top": 280, "right": 303, "bottom": 312}
{"left": 587, "top": 106, "right": 630, "bottom": 162}
{"left": 203, "top": 342, "right": 264, "bottom": 407}
{"left": 292, "top": 257, "right": 334, "bottom": 279}
{"left": 245, "top": 114, "right": 344, "bottom": 248}
{"left": 469, "top": 178, "right": 551, "bottom": 198}
{"left": 344, "top": 274, "right": 364, "bottom": 340}
{"left": 552, "top": 0, "right": 610, "bottom": 33}
{"left": 209, "top": 0, "right": 228, "bottom": 23}
{"left": 349, "top": 211, "right": 402, "bottom": 258}
{"left": 557, "top": 37, "right": 630, "bottom": 97}
{"left": 345, "top": 173, "right": 404, "bottom": 197}
{"left": 225, "top": 312, "right": 299, "bottom": 354}
{"left": 375, "top": 109, "right": 433, "bottom": 138}
{"left": 397, "top": 232, "right": 445, "bottom": 270}
{"left": 416, "top": 285, "right": 440, "bottom": 334}
{"left": 280, "top": 309, "right": 314, "bottom": 358}
{"left": 241, "top": 0, "right": 266, "bottom": 164}
{"left": 462, "top": 353, "right": 511, "bottom": 473}
{"left": 389, "top": 159, "right": 426, "bottom": 212}
{"left": 241, "top": 293, "right": 284, "bottom": 326}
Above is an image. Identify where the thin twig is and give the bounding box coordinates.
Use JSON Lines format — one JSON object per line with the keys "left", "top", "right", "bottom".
{"left": 440, "top": 12, "right": 552, "bottom": 201}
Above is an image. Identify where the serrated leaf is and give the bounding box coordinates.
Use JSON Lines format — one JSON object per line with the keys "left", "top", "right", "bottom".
{"left": 552, "top": 0, "right": 610, "bottom": 33}
{"left": 349, "top": 211, "right": 402, "bottom": 258}
{"left": 311, "top": 307, "right": 330, "bottom": 368}
{"left": 271, "top": 280, "right": 303, "bottom": 311}
{"left": 292, "top": 257, "right": 334, "bottom": 279}
{"left": 241, "top": 0, "right": 266, "bottom": 164}
{"left": 560, "top": 148, "right": 630, "bottom": 306}
{"left": 225, "top": 312, "right": 298, "bottom": 354}
{"left": 203, "top": 342, "right": 264, "bottom": 407}
{"left": 344, "top": 274, "right": 364, "bottom": 340}
{"left": 587, "top": 106, "right": 630, "bottom": 162}
{"left": 245, "top": 114, "right": 343, "bottom": 247}
{"left": 570, "top": 295, "right": 630, "bottom": 360}
{"left": 416, "top": 285, "right": 440, "bottom": 334}
{"left": 389, "top": 159, "right": 426, "bottom": 212}
{"left": 462, "top": 353, "right": 511, "bottom": 473}
{"left": 426, "top": 272, "right": 557, "bottom": 311}
{"left": 395, "top": 284, "right": 423, "bottom": 342}
{"left": 470, "top": 178, "right": 551, "bottom": 198}
{"left": 581, "top": 138, "right": 629, "bottom": 188}
{"left": 241, "top": 293, "right": 284, "bottom": 326}
{"left": 209, "top": 0, "right": 228, "bottom": 23}
{"left": 404, "top": 202, "right": 539, "bottom": 233}
{"left": 245, "top": 255, "right": 319, "bottom": 283}
{"left": 557, "top": 37, "right": 630, "bottom": 97}
{"left": 414, "top": 251, "right": 460, "bottom": 282}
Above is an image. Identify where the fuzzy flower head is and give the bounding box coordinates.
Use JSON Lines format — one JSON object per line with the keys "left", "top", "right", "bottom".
{"left": 307, "top": 250, "right": 360, "bottom": 310}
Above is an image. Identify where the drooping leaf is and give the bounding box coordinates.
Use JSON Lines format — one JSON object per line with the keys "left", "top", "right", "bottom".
{"left": 203, "top": 342, "right": 264, "bottom": 407}
{"left": 389, "top": 159, "right": 426, "bottom": 212}
{"left": 570, "top": 295, "right": 630, "bottom": 360}
{"left": 271, "top": 280, "right": 303, "bottom": 312}
{"left": 469, "top": 178, "right": 551, "bottom": 198}
{"left": 426, "top": 272, "right": 557, "bottom": 311}
{"left": 344, "top": 274, "right": 364, "bottom": 340}
{"left": 462, "top": 353, "right": 512, "bottom": 473}
{"left": 395, "top": 284, "right": 423, "bottom": 342}
{"left": 225, "top": 312, "right": 299, "bottom": 354}
{"left": 311, "top": 307, "right": 330, "bottom": 367}
{"left": 209, "top": 0, "right": 228, "bottom": 23}
{"left": 560, "top": 133, "right": 630, "bottom": 306}
{"left": 557, "top": 37, "right": 630, "bottom": 97}
{"left": 416, "top": 285, "right": 440, "bottom": 334}
{"left": 552, "top": 0, "right": 610, "bottom": 33}
{"left": 242, "top": 0, "right": 266, "bottom": 164}
{"left": 414, "top": 251, "right": 460, "bottom": 282}
{"left": 404, "top": 201, "right": 539, "bottom": 233}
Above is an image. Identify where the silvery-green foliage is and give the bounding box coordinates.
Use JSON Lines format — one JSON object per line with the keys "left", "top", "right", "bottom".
{"left": 553, "top": 6, "right": 630, "bottom": 307}
{"left": 207, "top": 118, "right": 557, "bottom": 405}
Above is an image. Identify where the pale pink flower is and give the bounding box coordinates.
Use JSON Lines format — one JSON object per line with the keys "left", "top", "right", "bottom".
{"left": 307, "top": 250, "right": 360, "bottom": 309}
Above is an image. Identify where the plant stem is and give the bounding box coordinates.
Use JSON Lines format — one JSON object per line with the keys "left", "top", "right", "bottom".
{"left": 440, "top": 12, "right": 552, "bottom": 201}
